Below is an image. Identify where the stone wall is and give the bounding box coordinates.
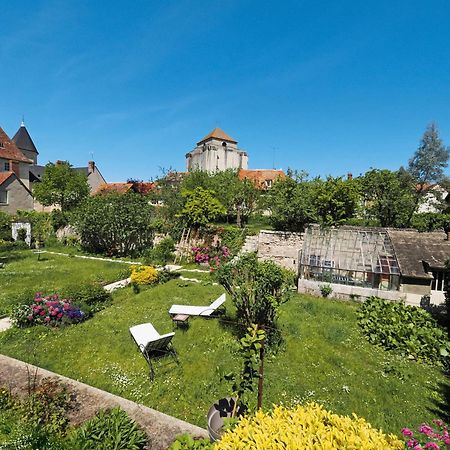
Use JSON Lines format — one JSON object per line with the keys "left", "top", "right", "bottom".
{"left": 251, "top": 230, "right": 304, "bottom": 272}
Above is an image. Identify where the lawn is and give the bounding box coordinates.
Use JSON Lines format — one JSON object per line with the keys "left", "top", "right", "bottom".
{"left": 0, "top": 249, "right": 129, "bottom": 315}
{"left": 0, "top": 262, "right": 448, "bottom": 436}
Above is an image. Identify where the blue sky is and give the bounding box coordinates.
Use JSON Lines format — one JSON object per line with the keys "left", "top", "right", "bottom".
{"left": 2, "top": 0, "right": 450, "bottom": 181}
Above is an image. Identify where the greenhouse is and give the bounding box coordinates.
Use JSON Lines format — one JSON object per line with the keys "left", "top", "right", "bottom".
{"left": 299, "top": 226, "right": 401, "bottom": 291}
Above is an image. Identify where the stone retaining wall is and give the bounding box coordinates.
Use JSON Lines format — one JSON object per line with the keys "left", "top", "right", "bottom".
{"left": 0, "top": 354, "right": 207, "bottom": 450}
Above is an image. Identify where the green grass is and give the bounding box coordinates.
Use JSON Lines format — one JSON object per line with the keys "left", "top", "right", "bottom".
{"left": 0, "top": 250, "right": 129, "bottom": 315}
{"left": 0, "top": 272, "right": 448, "bottom": 435}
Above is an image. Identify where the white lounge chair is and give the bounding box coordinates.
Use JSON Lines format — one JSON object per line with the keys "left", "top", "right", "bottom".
{"left": 169, "top": 293, "right": 226, "bottom": 317}
{"left": 129, "top": 323, "right": 176, "bottom": 380}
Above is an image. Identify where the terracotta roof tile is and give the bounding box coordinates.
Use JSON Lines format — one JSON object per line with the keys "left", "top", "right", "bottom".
{"left": 239, "top": 169, "right": 285, "bottom": 189}
{"left": 0, "top": 127, "right": 32, "bottom": 163}
{"left": 0, "top": 172, "right": 14, "bottom": 186}
{"left": 197, "top": 128, "right": 237, "bottom": 145}
{"left": 95, "top": 183, "right": 133, "bottom": 195}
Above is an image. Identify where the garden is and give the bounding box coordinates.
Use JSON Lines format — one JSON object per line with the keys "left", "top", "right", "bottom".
{"left": 0, "top": 245, "right": 448, "bottom": 448}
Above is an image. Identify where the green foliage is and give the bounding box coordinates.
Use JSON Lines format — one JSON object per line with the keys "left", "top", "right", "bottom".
{"left": 70, "top": 407, "right": 147, "bottom": 450}
{"left": 320, "top": 284, "right": 333, "bottom": 298}
{"left": 50, "top": 209, "right": 70, "bottom": 231}
{"left": 217, "top": 253, "right": 292, "bottom": 336}
{"left": 33, "top": 161, "right": 90, "bottom": 212}
{"left": 16, "top": 228, "right": 27, "bottom": 242}
{"left": 0, "top": 212, "right": 11, "bottom": 241}
{"left": 219, "top": 226, "right": 246, "bottom": 256}
{"left": 221, "top": 325, "right": 266, "bottom": 414}
{"left": 168, "top": 434, "right": 213, "bottom": 450}
{"left": 312, "top": 176, "right": 360, "bottom": 226}
{"left": 411, "top": 212, "right": 450, "bottom": 232}
{"left": 144, "top": 237, "right": 175, "bottom": 265}
{"left": 179, "top": 187, "right": 226, "bottom": 228}
{"left": 408, "top": 122, "right": 450, "bottom": 188}
{"left": 358, "top": 297, "right": 450, "bottom": 366}
{"left": 361, "top": 169, "right": 416, "bottom": 227}
{"left": 61, "top": 284, "right": 112, "bottom": 317}
{"left": 74, "top": 193, "right": 155, "bottom": 256}
{"left": 15, "top": 210, "right": 54, "bottom": 243}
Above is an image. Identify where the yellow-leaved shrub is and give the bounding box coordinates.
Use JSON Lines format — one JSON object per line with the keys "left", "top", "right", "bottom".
{"left": 130, "top": 265, "right": 159, "bottom": 285}
{"left": 215, "top": 403, "right": 403, "bottom": 450}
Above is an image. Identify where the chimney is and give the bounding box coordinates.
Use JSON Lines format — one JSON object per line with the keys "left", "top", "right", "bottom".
{"left": 347, "top": 172, "right": 353, "bottom": 180}
{"left": 88, "top": 161, "right": 95, "bottom": 174}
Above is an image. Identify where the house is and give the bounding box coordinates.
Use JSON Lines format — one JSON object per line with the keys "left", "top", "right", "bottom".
{"left": 416, "top": 184, "right": 450, "bottom": 213}
{"left": 238, "top": 169, "right": 285, "bottom": 190}
{"left": 297, "top": 225, "right": 450, "bottom": 306}
{"left": 186, "top": 128, "right": 248, "bottom": 172}
{"left": 0, "top": 127, "right": 34, "bottom": 213}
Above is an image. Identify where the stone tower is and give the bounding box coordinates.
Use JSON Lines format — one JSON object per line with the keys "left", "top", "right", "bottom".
{"left": 186, "top": 128, "right": 248, "bottom": 172}
{"left": 12, "top": 121, "right": 39, "bottom": 165}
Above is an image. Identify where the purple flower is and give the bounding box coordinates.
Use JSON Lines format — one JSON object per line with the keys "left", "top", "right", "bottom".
{"left": 420, "top": 425, "right": 434, "bottom": 436}
{"left": 407, "top": 440, "right": 419, "bottom": 448}
{"left": 424, "top": 443, "right": 440, "bottom": 450}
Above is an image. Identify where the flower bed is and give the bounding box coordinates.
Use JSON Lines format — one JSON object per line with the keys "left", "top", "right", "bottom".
{"left": 12, "top": 293, "right": 85, "bottom": 327}
{"left": 192, "top": 246, "right": 230, "bottom": 270}
{"left": 130, "top": 265, "right": 159, "bottom": 285}
{"left": 401, "top": 420, "right": 450, "bottom": 449}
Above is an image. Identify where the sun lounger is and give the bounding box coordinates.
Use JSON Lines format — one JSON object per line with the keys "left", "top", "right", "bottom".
{"left": 169, "top": 293, "right": 226, "bottom": 317}
{"left": 129, "top": 323, "right": 176, "bottom": 380}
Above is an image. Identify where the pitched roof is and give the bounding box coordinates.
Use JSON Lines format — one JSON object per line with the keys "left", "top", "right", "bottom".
{"left": 95, "top": 183, "right": 134, "bottom": 195}
{"left": 0, "top": 127, "right": 32, "bottom": 163}
{"left": 0, "top": 172, "right": 14, "bottom": 186}
{"left": 387, "top": 229, "right": 450, "bottom": 278}
{"left": 239, "top": 169, "right": 285, "bottom": 189}
{"left": 12, "top": 124, "right": 39, "bottom": 154}
{"left": 197, "top": 128, "right": 237, "bottom": 145}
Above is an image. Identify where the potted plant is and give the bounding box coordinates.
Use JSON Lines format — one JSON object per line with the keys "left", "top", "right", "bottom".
{"left": 207, "top": 325, "right": 265, "bottom": 441}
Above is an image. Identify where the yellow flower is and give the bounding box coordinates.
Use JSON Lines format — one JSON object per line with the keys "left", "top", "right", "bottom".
{"left": 130, "top": 265, "right": 159, "bottom": 285}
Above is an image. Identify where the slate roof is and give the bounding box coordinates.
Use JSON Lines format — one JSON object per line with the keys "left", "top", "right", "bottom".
{"left": 387, "top": 229, "right": 450, "bottom": 279}
{"left": 0, "top": 127, "right": 32, "bottom": 163}
{"left": 197, "top": 128, "right": 237, "bottom": 145}
{"left": 12, "top": 125, "right": 39, "bottom": 154}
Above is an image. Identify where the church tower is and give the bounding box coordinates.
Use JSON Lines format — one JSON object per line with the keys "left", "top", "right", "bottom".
{"left": 186, "top": 128, "right": 248, "bottom": 172}
{"left": 12, "top": 121, "right": 39, "bottom": 165}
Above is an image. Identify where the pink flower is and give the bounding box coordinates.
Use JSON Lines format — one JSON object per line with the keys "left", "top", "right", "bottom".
{"left": 57, "top": 313, "right": 63, "bottom": 318}
{"left": 424, "top": 443, "right": 440, "bottom": 450}
{"left": 27, "top": 315, "right": 33, "bottom": 321}
{"left": 444, "top": 438, "right": 450, "bottom": 445}
{"left": 420, "top": 425, "right": 434, "bottom": 436}
{"left": 403, "top": 428, "right": 414, "bottom": 437}
{"left": 44, "top": 317, "right": 50, "bottom": 322}
{"left": 40, "top": 311, "right": 45, "bottom": 316}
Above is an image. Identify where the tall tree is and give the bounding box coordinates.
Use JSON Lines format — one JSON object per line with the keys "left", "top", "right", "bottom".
{"left": 33, "top": 161, "right": 90, "bottom": 212}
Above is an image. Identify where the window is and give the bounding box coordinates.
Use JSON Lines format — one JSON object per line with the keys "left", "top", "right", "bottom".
{"left": 0, "top": 142, "right": 4, "bottom": 148}
{"left": 3, "top": 162, "right": 10, "bottom": 171}
{"left": 265, "top": 179, "right": 273, "bottom": 188}
{"left": 0, "top": 190, "right": 8, "bottom": 204}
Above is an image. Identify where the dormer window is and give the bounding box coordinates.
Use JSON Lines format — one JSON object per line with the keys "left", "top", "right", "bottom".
{"left": 3, "top": 162, "right": 10, "bottom": 171}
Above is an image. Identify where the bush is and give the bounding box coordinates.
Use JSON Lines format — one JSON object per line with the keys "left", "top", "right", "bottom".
{"left": 216, "top": 403, "right": 403, "bottom": 449}
{"left": 14, "top": 210, "right": 54, "bottom": 244}
{"left": 73, "top": 193, "right": 155, "bottom": 257}
{"left": 411, "top": 212, "right": 450, "bottom": 232}
{"left": 11, "top": 293, "right": 85, "bottom": 328}
{"left": 61, "top": 284, "right": 112, "bottom": 317}
{"left": 400, "top": 420, "right": 450, "bottom": 448}
{"left": 358, "top": 297, "right": 450, "bottom": 366}
{"left": 144, "top": 237, "right": 175, "bottom": 266}
{"left": 320, "top": 283, "right": 332, "bottom": 298}
{"left": 71, "top": 407, "right": 147, "bottom": 450}
{"left": 130, "top": 265, "right": 159, "bottom": 285}
{"left": 219, "top": 227, "right": 246, "bottom": 256}
{"left": 0, "top": 239, "right": 28, "bottom": 252}
{"left": 0, "top": 211, "right": 11, "bottom": 240}
{"left": 169, "top": 434, "right": 213, "bottom": 449}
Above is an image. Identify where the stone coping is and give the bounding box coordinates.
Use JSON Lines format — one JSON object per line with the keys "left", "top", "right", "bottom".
{"left": 0, "top": 354, "right": 207, "bottom": 450}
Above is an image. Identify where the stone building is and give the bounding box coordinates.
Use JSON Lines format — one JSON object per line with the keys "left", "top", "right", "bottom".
{"left": 186, "top": 128, "right": 248, "bottom": 172}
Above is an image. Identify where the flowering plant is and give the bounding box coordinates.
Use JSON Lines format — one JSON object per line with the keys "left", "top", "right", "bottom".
{"left": 192, "top": 246, "right": 231, "bottom": 270}
{"left": 12, "top": 293, "right": 85, "bottom": 327}
{"left": 130, "top": 265, "right": 159, "bottom": 285}
{"left": 401, "top": 420, "right": 450, "bottom": 449}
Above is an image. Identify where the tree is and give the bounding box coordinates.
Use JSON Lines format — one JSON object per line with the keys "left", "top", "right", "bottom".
{"left": 268, "top": 173, "right": 317, "bottom": 231}
{"left": 408, "top": 123, "right": 450, "bottom": 213}
{"left": 313, "top": 176, "right": 360, "bottom": 226}
{"left": 178, "top": 187, "right": 226, "bottom": 228}
{"left": 33, "top": 161, "right": 90, "bottom": 212}
{"left": 362, "top": 169, "right": 416, "bottom": 227}
{"left": 73, "top": 193, "right": 154, "bottom": 256}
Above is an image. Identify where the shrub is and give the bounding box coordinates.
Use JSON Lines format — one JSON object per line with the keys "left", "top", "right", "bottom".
{"left": 0, "top": 211, "right": 11, "bottom": 241}
{"left": 0, "top": 239, "right": 28, "bottom": 252}
{"left": 217, "top": 253, "right": 293, "bottom": 341}
{"left": 61, "top": 284, "right": 111, "bottom": 317}
{"left": 400, "top": 420, "right": 450, "bottom": 449}
{"left": 169, "top": 434, "right": 213, "bottom": 449}
{"left": 11, "top": 293, "right": 85, "bottom": 328}
{"left": 73, "top": 193, "right": 154, "bottom": 257}
{"left": 71, "top": 407, "right": 147, "bottom": 450}
{"left": 144, "top": 237, "right": 175, "bottom": 266}
{"left": 215, "top": 403, "right": 403, "bottom": 449}
{"left": 130, "top": 265, "right": 159, "bottom": 285}
{"left": 358, "top": 297, "right": 450, "bottom": 366}
{"left": 219, "top": 227, "right": 246, "bottom": 256}
{"left": 192, "top": 246, "right": 230, "bottom": 270}
{"left": 320, "top": 283, "right": 332, "bottom": 298}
